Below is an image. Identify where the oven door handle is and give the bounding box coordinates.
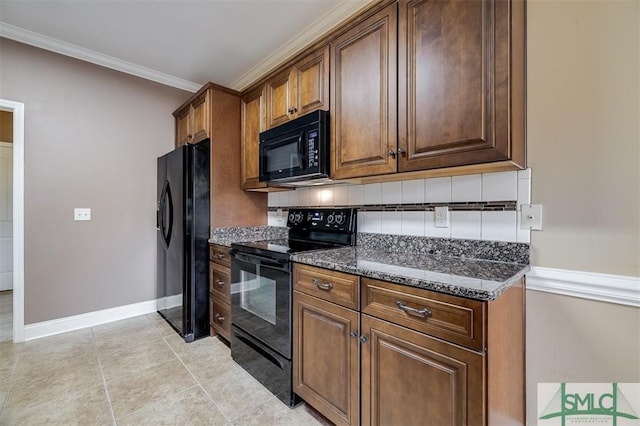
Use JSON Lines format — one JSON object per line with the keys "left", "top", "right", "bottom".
{"left": 230, "top": 250, "right": 289, "bottom": 271}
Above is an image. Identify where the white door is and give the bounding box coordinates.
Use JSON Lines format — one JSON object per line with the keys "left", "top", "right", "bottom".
{"left": 0, "top": 143, "right": 12, "bottom": 291}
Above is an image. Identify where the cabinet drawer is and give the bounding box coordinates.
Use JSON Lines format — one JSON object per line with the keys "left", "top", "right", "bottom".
{"left": 293, "top": 264, "right": 360, "bottom": 310}
{"left": 209, "top": 262, "right": 230, "bottom": 303}
{"left": 210, "top": 296, "right": 231, "bottom": 341}
{"left": 361, "top": 278, "right": 485, "bottom": 351}
{"left": 209, "top": 244, "right": 231, "bottom": 267}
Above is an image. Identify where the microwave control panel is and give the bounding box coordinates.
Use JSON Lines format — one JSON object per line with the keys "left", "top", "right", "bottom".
{"left": 307, "top": 130, "right": 319, "bottom": 168}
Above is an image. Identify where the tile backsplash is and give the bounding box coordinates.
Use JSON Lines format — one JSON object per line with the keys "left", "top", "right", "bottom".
{"left": 267, "top": 170, "right": 532, "bottom": 243}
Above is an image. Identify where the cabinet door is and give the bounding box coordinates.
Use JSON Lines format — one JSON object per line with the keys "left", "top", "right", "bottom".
{"left": 293, "top": 291, "right": 360, "bottom": 426}
{"left": 398, "top": 0, "right": 525, "bottom": 171}
{"left": 175, "top": 105, "right": 191, "bottom": 147}
{"left": 361, "top": 314, "right": 485, "bottom": 426}
{"left": 295, "top": 45, "right": 330, "bottom": 116}
{"left": 266, "top": 70, "right": 294, "bottom": 129}
{"left": 331, "top": 3, "right": 398, "bottom": 180}
{"left": 241, "top": 85, "right": 268, "bottom": 189}
{"left": 190, "top": 91, "right": 210, "bottom": 144}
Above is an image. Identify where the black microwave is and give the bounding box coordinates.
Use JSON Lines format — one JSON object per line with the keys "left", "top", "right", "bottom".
{"left": 259, "top": 110, "right": 329, "bottom": 184}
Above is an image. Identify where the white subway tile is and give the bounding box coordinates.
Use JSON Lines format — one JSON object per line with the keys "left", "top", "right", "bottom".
{"left": 425, "top": 177, "right": 452, "bottom": 203}
{"left": 517, "top": 177, "right": 531, "bottom": 207}
{"left": 267, "top": 192, "right": 278, "bottom": 207}
{"left": 348, "top": 184, "right": 364, "bottom": 206}
{"left": 361, "top": 211, "right": 382, "bottom": 233}
{"left": 286, "top": 190, "right": 298, "bottom": 207}
{"left": 451, "top": 211, "right": 481, "bottom": 240}
{"left": 319, "top": 187, "right": 334, "bottom": 206}
{"left": 357, "top": 211, "right": 366, "bottom": 232}
{"left": 381, "top": 182, "right": 402, "bottom": 204}
{"left": 452, "top": 174, "right": 482, "bottom": 202}
{"left": 482, "top": 171, "right": 517, "bottom": 201}
{"left": 363, "top": 183, "right": 382, "bottom": 205}
{"left": 309, "top": 187, "right": 321, "bottom": 206}
{"left": 481, "top": 211, "right": 517, "bottom": 242}
{"left": 267, "top": 211, "right": 287, "bottom": 227}
{"left": 424, "top": 211, "right": 451, "bottom": 238}
{"left": 333, "top": 185, "right": 349, "bottom": 206}
{"left": 516, "top": 211, "right": 531, "bottom": 243}
{"left": 401, "top": 211, "right": 425, "bottom": 236}
{"left": 297, "top": 188, "right": 310, "bottom": 207}
{"left": 381, "top": 211, "right": 402, "bottom": 235}
{"left": 402, "top": 179, "right": 425, "bottom": 204}
{"left": 518, "top": 168, "right": 531, "bottom": 180}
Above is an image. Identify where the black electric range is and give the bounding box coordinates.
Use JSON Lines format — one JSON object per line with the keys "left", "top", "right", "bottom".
{"left": 228, "top": 208, "right": 357, "bottom": 407}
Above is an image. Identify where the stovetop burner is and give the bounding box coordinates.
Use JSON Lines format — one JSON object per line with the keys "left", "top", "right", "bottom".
{"left": 231, "top": 208, "right": 357, "bottom": 257}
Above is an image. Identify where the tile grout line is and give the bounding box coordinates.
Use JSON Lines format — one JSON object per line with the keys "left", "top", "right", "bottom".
{"left": 161, "top": 334, "right": 233, "bottom": 424}
{"left": 91, "top": 327, "right": 117, "bottom": 425}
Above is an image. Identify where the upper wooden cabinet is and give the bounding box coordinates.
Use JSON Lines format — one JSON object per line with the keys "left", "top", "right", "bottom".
{"left": 173, "top": 90, "right": 210, "bottom": 147}
{"left": 397, "top": 0, "right": 525, "bottom": 172}
{"left": 266, "top": 45, "right": 330, "bottom": 129}
{"left": 241, "top": 85, "right": 268, "bottom": 190}
{"left": 330, "top": 3, "right": 398, "bottom": 180}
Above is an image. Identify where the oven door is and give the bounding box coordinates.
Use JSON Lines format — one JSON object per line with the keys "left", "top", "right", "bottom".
{"left": 230, "top": 249, "right": 292, "bottom": 358}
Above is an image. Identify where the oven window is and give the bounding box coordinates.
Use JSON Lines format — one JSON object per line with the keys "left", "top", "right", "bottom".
{"left": 265, "top": 140, "right": 300, "bottom": 173}
{"left": 239, "top": 268, "right": 276, "bottom": 325}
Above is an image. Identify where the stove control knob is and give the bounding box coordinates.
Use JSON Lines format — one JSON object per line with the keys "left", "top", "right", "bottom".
{"left": 326, "top": 214, "right": 335, "bottom": 224}
{"left": 335, "top": 213, "right": 345, "bottom": 225}
{"left": 288, "top": 213, "right": 295, "bottom": 222}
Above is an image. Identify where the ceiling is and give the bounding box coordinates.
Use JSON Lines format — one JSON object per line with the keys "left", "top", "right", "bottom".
{"left": 0, "top": 0, "right": 373, "bottom": 93}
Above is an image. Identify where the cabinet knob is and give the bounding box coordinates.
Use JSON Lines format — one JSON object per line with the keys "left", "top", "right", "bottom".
{"left": 387, "top": 150, "right": 396, "bottom": 158}
{"left": 216, "top": 253, "right": 225, "bottom": 260}
{"left": 397, "top": 147, "right": 406, "bottom": 155}
{"left": 359, "top": 335, "right": 368, "bottom": 344}
{"left": 215, "top": 313, "right": 225, "bottom": 322}
{"left": 288, "top": 106, "right": 298, "bottom": 115}
{"left": 349, "top": 331, "right": 358, "bottom": 338}
{"left": 216, "top": 280, "right": 225, "bottom": 288}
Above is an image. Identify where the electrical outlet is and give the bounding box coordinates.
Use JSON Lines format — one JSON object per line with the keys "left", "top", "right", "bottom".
{"left": 74, "top": 208, "right": 91, "bottom": 221}
{"left": 434, "top": 206, "right": 449, "bottom": 228}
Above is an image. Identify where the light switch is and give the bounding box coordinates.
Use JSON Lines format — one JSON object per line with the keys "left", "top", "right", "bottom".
{"left": 74, "top": 208, "right": 91, "bottom": 221}
{"left": 520, "top": 204, "right": 542, "bottom": 230}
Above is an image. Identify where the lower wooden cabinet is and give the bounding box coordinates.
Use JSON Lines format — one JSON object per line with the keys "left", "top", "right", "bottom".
{"left": 292, "top": 264, "right": 525, "bottom": 426}
{"left": 361, "top": 314, "right": 484, "bottom": 426}
{"left": 293, "top": 290, "right": 360, "bottom": 426}
{"left": 209, "top": 244, "right": 231, "bottom": 340}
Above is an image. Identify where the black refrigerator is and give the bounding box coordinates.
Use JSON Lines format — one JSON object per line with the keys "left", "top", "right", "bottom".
{"left": 157, "top": 139, "right": 210, "bottom": 342}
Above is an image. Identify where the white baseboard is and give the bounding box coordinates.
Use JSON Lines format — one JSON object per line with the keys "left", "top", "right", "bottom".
{"left": 526, "top": 267, "right": 640, "bottom": 307}
{"left": 24, "top": 299, "right": 159, "bottom": 341}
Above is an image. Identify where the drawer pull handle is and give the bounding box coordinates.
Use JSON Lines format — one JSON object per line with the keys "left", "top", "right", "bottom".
{"left": 313, "top": 278, "right": 333, "bottom": 291}
{"left": 215, "top": 314, "right": 225, "bottom": 322}
{"left": 215, "top": 280, "right": 225, "bottom": 288}
{"left": 396, "top": 301, "right": 431, "bottom": 318}
{"left": 215, "top": 253, "right": 225, "bottom": 260}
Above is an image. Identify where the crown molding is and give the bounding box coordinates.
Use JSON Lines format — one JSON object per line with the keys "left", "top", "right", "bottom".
{"left": 0, "top": 22, "right": 201, "bottom": 93}
{"left": 526, "top": 266, "right": 640, "bottom": 307}
{"left": 229, "top": 0, "right": 376, "bottom": 92}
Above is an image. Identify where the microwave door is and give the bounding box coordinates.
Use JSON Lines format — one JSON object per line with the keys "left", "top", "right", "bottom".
{"left": 260, "top": 132, "right": 305, "bottom": 181}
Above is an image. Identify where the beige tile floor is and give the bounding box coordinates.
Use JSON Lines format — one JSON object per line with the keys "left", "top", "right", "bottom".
{"left": 0, "top": 291, "right": 12, "bottom": 342}
{"left": 0, "top": 313, "right": 332, "bottom": 425}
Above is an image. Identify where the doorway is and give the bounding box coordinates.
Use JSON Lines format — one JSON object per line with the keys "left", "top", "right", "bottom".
{"left": 0, "top": 99, "right": 24, "bottom": 342}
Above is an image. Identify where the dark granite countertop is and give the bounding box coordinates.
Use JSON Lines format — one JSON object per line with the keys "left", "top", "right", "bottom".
{"left": 291, "top": 246, "right": 529, "bottom": 301}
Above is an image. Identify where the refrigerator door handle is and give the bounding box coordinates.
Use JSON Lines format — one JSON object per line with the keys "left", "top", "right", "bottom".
{"left": 159, "top": 181, "right": 173, "bottom": 247}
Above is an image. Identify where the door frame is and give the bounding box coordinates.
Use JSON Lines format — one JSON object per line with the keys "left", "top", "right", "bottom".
{"left": 0, "top": 99, "right": 25, "bottom": 342}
